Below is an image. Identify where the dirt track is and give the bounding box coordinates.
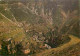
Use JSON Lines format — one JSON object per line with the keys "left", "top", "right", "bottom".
{"left": 32, "top": 35, "right": 80, "bottom": 56}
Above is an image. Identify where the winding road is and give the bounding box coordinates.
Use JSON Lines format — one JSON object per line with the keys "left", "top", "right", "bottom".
{"left": 32, "top": 35, "right": 80, "bottom": 56}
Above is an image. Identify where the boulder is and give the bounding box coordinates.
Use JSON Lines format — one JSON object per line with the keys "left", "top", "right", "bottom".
{"left": 44, "top": 44, "right": 51, "bottom": 49}
{"left": 23, "top": 49, "right": 30, "bottom": 54}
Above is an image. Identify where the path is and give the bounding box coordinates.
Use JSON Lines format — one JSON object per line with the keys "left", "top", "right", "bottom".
{"left": 32, "top": 35, "right": 80, "bottom": 56}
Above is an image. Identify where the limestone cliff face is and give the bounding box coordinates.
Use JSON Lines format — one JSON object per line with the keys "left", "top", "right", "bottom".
{"left": 7, "top": 0, "right": 78, "bottom": 21}
{"left": 0, "top": 0, "right": 79, "bottom": 35}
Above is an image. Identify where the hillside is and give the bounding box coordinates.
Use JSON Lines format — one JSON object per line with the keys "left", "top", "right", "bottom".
{"left": 0, "top": 12, "right": 26, "bottom": 42}
{"left": 0, "top": 0, "right": 79, "bottom": 56}
{"left": 32, "top": 35, "right": 80, "bottom": 56}
{"left": 0, "top": 11, "right": 27, "bottom": 55}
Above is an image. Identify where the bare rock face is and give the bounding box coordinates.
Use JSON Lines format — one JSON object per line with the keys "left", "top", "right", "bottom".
{"left": 23, "top": 49, "right": 30, "bottom": 54}
{"left": 44, "top": 44, "right": 51, "bottom": 49}
{"left": 0, "top": 45, "right": 1, "bottom": 50}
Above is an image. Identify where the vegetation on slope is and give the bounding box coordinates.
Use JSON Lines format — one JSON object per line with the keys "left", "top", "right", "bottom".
{"left": 0, "top": 12, "right": 26, "bottom": 55}
{"left": 32, "top": 35, "right": 80, "bottom": 56}
{"left": 0, "top": 0, "right": 79, "bottom": 56}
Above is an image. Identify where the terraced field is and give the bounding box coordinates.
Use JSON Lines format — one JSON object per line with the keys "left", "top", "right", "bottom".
{"left": 0, "top": 12, "right": 26, "bottom": 44}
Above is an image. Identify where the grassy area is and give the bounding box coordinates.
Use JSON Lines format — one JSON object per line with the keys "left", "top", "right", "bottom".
{"left": 31, "top": 35, "right": 80, "bottom": 56}
{"left": 0, "top": 1, "right": 79, "bottom": 56}
{"left": 0, "top": 4, "right": 15, "bottom": 21}
{"left": 0, "top": 12, "right": 26, "bottom": 44}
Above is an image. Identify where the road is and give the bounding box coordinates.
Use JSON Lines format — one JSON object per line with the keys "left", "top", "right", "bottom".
{"left": 32, "top": 35, "right": 80, "bottom": 56}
